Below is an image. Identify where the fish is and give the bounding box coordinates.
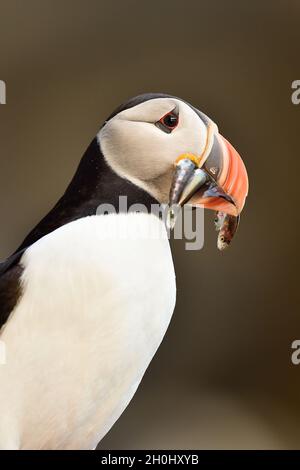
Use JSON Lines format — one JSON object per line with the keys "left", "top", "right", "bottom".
{"left": 169, "top": 158, "right": 197, "bottom": 206}
{"left": 214, "top": 211, "right": 226, "bottom": 231}
{"left": 167, "top": 157, "right": 198, "bottom": 229}
{"left": 216, "top": 212, "right": 240, "bottom": 251}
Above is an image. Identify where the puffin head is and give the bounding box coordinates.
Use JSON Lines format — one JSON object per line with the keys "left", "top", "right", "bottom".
{"left": 97, "top": 93, "right": 248, "bottom": 245}
{"left": 8, "top": 94, "right": 248, "bottom": 261}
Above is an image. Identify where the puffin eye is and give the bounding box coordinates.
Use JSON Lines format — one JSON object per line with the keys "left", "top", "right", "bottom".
{"left": 155, "top": 111, "right": 179, "bottom": 133}
{"left": 162, "top": 112, "right": 178, "bottom": 128}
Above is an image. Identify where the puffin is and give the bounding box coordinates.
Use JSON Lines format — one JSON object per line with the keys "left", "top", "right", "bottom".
{"left": 0, "top": 93, "right": 248, "bottom": 450}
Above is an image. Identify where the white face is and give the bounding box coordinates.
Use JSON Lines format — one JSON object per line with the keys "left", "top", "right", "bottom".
{"left": 98, "top": 98, "right": 213, "bottom": 203}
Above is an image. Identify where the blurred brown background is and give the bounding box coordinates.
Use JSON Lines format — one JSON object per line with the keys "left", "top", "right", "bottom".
{"left": 0, "top": 0, "right": 299, "bottom": 449}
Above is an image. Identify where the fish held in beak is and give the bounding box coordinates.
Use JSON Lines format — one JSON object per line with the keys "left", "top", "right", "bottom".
{"left": 215, "top": 211, "right": 240, "bottom": 251}
{"left": 167, "top": 155, "right": 232, "bottom": 230}
{"left": 169, "top": 157, "right": 198, "bottom": 206}
{"left": 167, "top": 156, "right": 199, "bottom": 229}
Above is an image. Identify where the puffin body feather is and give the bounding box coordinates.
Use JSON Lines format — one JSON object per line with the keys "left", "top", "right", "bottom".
{"left": 0, "top": 213, "right": 176, "bottom": 449}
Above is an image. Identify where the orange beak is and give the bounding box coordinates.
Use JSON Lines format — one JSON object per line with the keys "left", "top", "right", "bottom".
{"left": 186, "top": 133, "right": 249, "bottom": 216}
{"left": 168, "top": 122, "right": 249, "bottom": 247}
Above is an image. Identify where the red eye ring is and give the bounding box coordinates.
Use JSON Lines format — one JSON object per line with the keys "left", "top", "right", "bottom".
{"left": 159, "top": 111, "right": 179, "bottom": 130}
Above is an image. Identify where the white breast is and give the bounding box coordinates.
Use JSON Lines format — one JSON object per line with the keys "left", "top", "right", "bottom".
{"left": 0, "top": 213, "right": 176, "bottom": 449}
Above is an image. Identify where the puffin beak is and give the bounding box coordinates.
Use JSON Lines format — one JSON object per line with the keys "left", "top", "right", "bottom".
{"left": 168, "top": 131, "right": 249, "bottom": 231}
{"left": 188, "top": 133, "right": 249, "bottom": 216}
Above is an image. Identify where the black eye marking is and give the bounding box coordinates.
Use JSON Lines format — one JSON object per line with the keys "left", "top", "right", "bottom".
{"left": 155, "top": 110, "right": 179, "bottom": 133}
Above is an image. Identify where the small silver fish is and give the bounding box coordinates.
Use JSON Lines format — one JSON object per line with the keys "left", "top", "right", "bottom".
{"left": 169, "top": 158, "right": 197, "bottom": 206}
{"left": 216, "top": 212, "right": 240, "bottom": 251}
{"left": 167, "top": 158, "right": 198, "bottom": 229}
